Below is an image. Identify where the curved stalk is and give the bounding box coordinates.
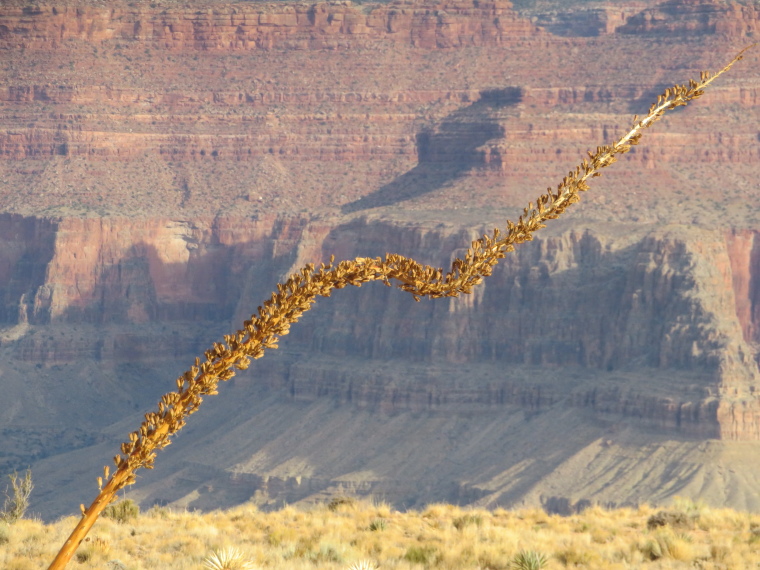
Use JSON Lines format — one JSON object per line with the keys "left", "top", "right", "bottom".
{"left": 47, "top": 44, "right": 754, "bottom": 570}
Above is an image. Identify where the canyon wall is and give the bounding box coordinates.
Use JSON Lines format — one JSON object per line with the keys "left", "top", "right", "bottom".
{"left": 1, "top": 214, "right": 759, "bottom": 439}
{"left": 6, "top": 211, "right": 760, "bottom": 518}
{"left": 2, "top": 0, "right": 760, "bottom": 516}
{"left": 1, "top": 0, "right": 758, "bottom": 221}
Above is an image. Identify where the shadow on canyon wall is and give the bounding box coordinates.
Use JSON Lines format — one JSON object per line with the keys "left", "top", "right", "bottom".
{"left": 0, "top": 215, "right": 59, "bottom": 326}
{"left": 341, "top": 87, "right": 523, "bottom": 213}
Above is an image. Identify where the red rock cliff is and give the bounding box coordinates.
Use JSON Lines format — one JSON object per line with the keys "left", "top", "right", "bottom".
{"left": 0, "top": 0, "right": 539, "bottom": 51}
{"left": 2, "top": 215, "right": 758, "bottom": 439}
{"left": 617, "top": 0, "right": 760, "bottom": 36}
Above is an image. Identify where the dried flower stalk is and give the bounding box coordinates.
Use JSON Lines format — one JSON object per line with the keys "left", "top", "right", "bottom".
{"left": 47, "top": 45, "right": 754, "bottom": 570}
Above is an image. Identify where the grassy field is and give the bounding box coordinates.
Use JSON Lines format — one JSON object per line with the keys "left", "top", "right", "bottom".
{"left": 3, "top": 498, "right": 760, "bottom": 569}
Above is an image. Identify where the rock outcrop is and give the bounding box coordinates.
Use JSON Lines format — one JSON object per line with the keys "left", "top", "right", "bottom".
{"left": 0, "top": 0, "right": 540, "bottom": 51}
{"left": 617, "top": 0, "right": 760, "bottom": 36}
{"left": 1, "top": 214, "right": 758, "bottom": 439}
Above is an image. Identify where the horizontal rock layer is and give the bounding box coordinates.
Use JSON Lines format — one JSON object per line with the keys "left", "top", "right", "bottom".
{"left": 2, "top": 0, "right": 756, "bottom": 51}
{"left": 0, "top": 214, "right": 758, "bottom": 440}
{"left": 0, "top": 0, "right": 540, "bottom": 50}
{"left": 0, "top": 0, "right": 758, "bottom": 223}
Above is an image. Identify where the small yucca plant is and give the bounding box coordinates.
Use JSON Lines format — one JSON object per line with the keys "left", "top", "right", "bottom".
{"left": 511, "top": 549, "right": 548, "bottom": 570}
{"left": 345, "top": 560, "right": 378, "bottom": 570}
{"left": 368, "top": 517, "right": 387, "bottom": 531}
{"left": 202, "top": 547, "right": 257, "bottom": 570}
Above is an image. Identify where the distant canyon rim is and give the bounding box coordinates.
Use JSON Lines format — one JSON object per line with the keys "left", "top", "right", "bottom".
{"left": 1, "top": 0, "right": 760, "bottom": 519}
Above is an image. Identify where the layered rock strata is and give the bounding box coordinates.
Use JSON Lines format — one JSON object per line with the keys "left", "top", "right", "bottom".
{"left": 0, "top": 0, "right": 540, "bottom": 51}
{"left": 1, "top": 215, "right": 758, "bottom": 439}
{"left": 1, "top": 0, "right": 759, "bottom": 222}
{"left": 617, "top": 0, "right": 760, "bottom": 36}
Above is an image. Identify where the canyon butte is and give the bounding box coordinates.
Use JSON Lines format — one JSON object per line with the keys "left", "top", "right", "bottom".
{"left": 1, "top": 0, "right": 760, "bottom": 519}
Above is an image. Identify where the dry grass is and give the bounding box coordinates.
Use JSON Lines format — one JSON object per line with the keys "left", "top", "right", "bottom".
{"left": 6, "top": 499, "right": 760, "bottom": 569}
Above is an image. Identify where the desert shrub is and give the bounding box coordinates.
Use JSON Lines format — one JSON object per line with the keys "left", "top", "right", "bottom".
{"left": 0, "top": 469, "right": 33, "bottom": 524}
{"left": 640, "top": 537, "right": 663, "bottom": 561}
{"left": 309, "top": 542, "right": 344, "bottom": 564}
{"left": 73, "top": 535, "right": 110, "bottom": 564}
{"left": 102, "top": 498, "right": 139, "bottom": 524}
{"left": 646, "top": 509, "right": 695, "bottom": 530}
{"left": 75, "top": 547, "right": 93, "bottom": 563}
{"left": 639, "top": 529, "right": 694, "bottom": 562}
{"left": 404, "top": 545, "right": 439, "bottom": 565}
{"left": 453, "top": 513, "right": 483, "bottom": 530}
{"left": 750, "top": 523, "right": 760, "bottom": 544}
{"left": 327, "top": 496, "right": 357, "bottom": 512}
{"left": 667, "top": 536, "right": 695, "bottom": 561}
{"left": 146, "top": 505, "right": 170, "bottom": 519}
{"left": 672, "top": 496, "right": 706, "bottom": 516}
{"left": 710, "top": 543, "right": 731, "bottom": 562}
{"left": 555, "top": 543, "right": 601, "bottom": 566}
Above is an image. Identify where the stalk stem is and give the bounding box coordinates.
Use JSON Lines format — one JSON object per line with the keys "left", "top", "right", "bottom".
{"left": 47, "top": 471, "right": 127, "bottom": 570}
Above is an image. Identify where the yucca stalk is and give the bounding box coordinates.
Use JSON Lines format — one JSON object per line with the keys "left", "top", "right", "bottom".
{"left": 47, "top": 45, "right": 754, "bottom": 570}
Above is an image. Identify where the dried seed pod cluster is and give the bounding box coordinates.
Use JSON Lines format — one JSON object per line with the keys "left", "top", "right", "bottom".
{"left": 47, "top": 45, "right": 754, "bottom": 570}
